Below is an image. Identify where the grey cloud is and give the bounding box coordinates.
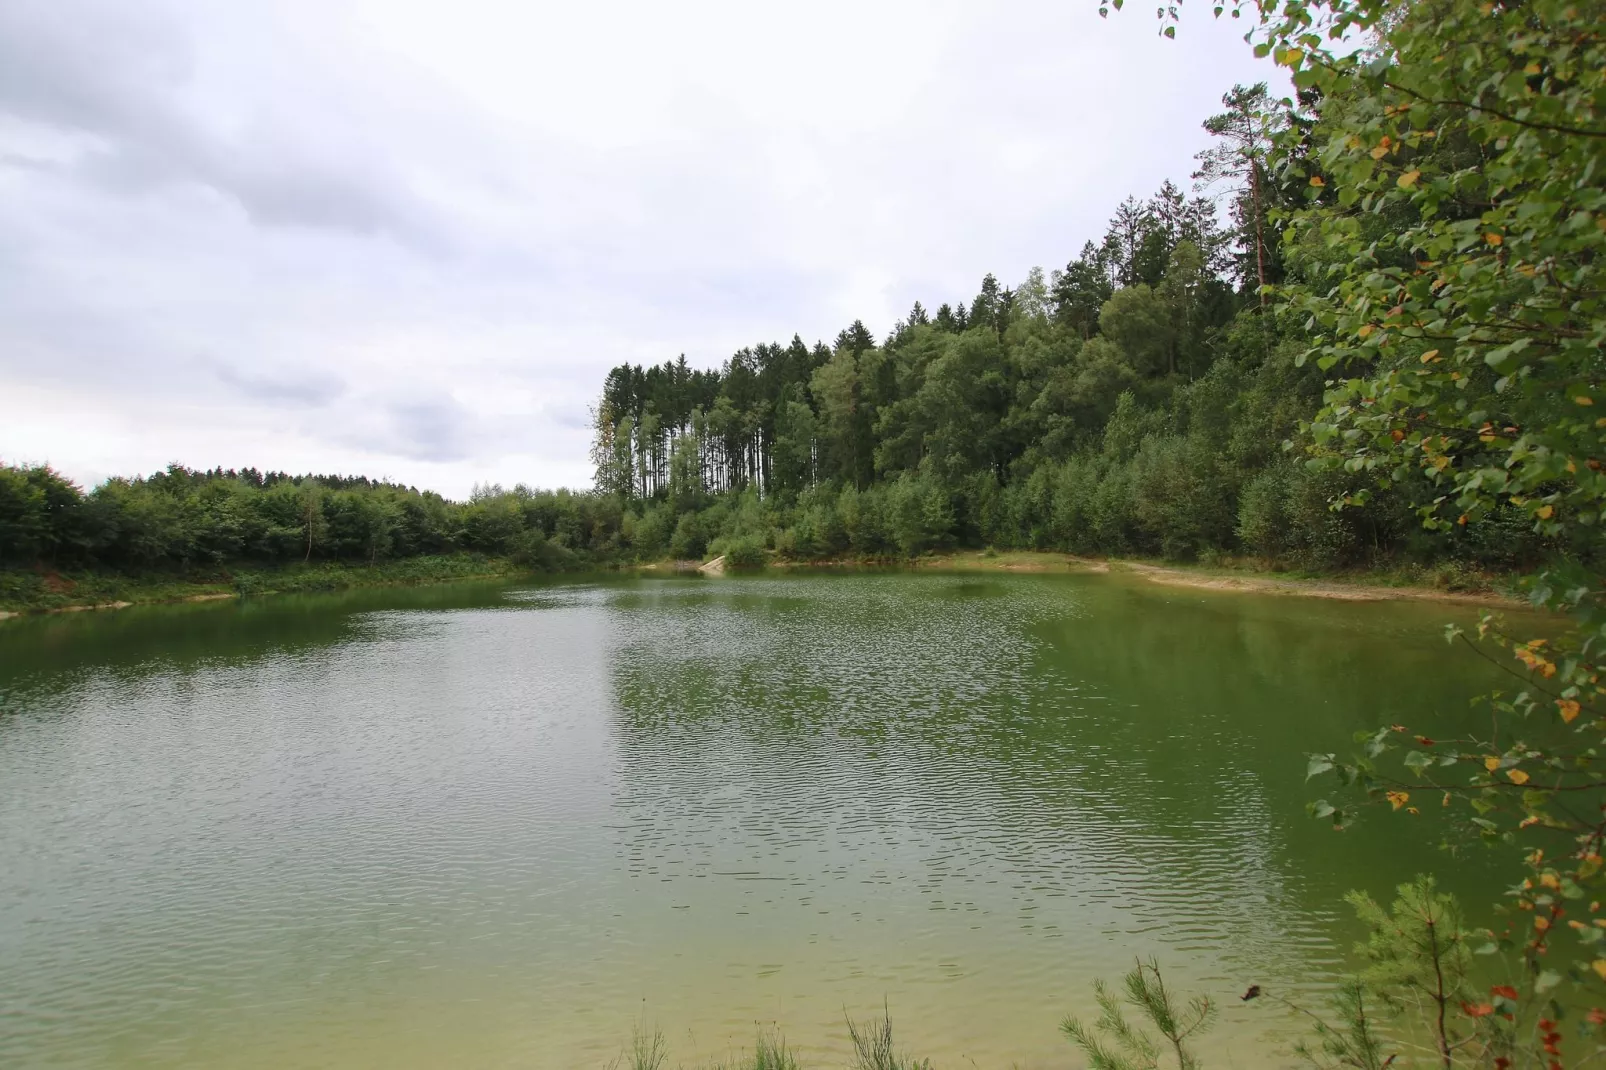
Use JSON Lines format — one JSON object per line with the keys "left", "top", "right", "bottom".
{"left": 551, "top": 407, "right": 594, "bottom": 431}
{"left": 0, "top": 152, "right": 56, "bottom": 173}
{"left": 359, "top": 398, "right": 479, "bottom": 465}
{"left": 213, "top": 364, "right": 346, "bottom": 408}
{"left": 0, "top": 0, "right": 443, "bottom": 250}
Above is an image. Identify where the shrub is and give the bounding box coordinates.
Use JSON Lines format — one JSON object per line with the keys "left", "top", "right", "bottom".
{"left": 668, "top": 512, "right": 708, "bottom": 560}
{"left": 723, "top": 536, "right": 767, "bottom": 569}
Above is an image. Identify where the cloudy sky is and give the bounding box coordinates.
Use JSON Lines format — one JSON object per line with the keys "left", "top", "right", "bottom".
{"left": 0, "top": 0, "right": 1279, "bottom": 498}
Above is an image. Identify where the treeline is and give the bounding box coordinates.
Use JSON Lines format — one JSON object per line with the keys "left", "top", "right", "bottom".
{"left": 1, "top": 73, "right": 1571, "bottom": 582}
{"left": 0, "top": 463, "right": 623, "bottom": 573}
{"left": 587, "top": 84, "right": 1552, "bottom": 574}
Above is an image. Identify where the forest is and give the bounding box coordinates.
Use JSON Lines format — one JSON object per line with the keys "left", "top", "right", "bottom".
{"left": 578, "top": 73, "right": 1568, "bottom": 578}
{"left": 1, "top": 0, "right": 1598, "bottom": 606}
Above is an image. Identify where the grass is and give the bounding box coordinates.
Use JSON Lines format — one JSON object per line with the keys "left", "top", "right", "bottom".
{"left": 613, "top": 1026, "right": 669, "bottom": 1070}
{"left": 0, "top": 554, "right": 536, "bottom": 614}
{"left": 708, "top": 1030, "right": 803, "bottom": 1070}
{"left": 845, "top": 1008, "right": 930, "bottom": 1070}
{"left": 610, "top": 1010, "right": 927, "bottom": 1070}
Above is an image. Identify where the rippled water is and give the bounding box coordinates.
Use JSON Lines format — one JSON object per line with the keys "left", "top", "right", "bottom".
{"left": 0, "top": 572, "right": 1509, "bottom": 1067}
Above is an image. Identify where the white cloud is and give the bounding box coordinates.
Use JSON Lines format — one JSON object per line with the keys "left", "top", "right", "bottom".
{"left": 0, "top": 0, "right": 1282, "bottom": 499}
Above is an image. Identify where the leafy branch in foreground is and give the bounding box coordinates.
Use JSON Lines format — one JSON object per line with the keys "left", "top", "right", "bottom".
{"left": 1308, "top": 605, "right": 1606, "bottom": 999}
{"left": 1110, "top": 0, "right": 1605, "bottom": 1050}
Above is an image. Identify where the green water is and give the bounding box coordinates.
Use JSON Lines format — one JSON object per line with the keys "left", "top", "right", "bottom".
{"left": 0, "top": 572, "right": 1512, "bottom": 1067}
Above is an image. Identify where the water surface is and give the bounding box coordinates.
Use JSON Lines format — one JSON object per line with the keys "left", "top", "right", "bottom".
{"left": 0, "top": 572, "right": 1510, "bottom": 1067}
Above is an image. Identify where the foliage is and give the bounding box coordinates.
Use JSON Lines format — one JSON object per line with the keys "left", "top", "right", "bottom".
{"left": 0, "top": 554, "right": 523, "bottom": 613}
{"left": 1345, "top": 877, "right": 1479, "bottom": 1066}
{"left": 1286, "top": 980, "right": 1393, "bottom": 1070}
{"left": 722, "top": 535, "right": 768, "bottom": 570}
{"left": 1061, "top": 959, "right": 1215, "bottom": 1070}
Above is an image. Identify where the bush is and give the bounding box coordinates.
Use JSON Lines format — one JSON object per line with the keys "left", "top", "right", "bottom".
{"left": 723, "top": 536, "right": 767, "bottom": 569}
{"left": 669, "top": 512, "right": 708, "bottom": 560}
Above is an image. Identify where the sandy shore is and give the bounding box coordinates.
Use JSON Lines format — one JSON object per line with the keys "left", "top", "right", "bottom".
{"left": 1109, "top": 561, "right": 1522, "bottom": 607}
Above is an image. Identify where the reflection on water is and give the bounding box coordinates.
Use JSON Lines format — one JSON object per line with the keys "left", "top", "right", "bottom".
{"left": 0, "top": 573, "right": 1508, "bottom": 1067}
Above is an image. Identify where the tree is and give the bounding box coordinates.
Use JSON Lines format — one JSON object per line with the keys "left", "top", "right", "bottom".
{"left": 1193, "top": 83, "right": 1282, "bottom": 305}
{"left": 1052, "top": 242, "right": 1116, "bottom": 339}
{"left": 770, "top": 383, "right": 817, "bottom": 497}
{"left": 1100, "top": 285, "right": 1175, "bottom": 378}
{"left": 299, "top": 480, "right": 326, "bottom": 562}
{"left": 1105, "top": 196, "right": 1152, "bottom": 288}
{"left": 1014, "top": 266, "right": 1051, "bottom": 323}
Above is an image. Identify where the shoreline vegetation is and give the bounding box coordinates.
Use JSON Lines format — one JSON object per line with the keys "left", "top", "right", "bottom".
{"left": 0, "top": 548, "right": 1524, "bottom": 619}
{"left": 0, "top": 554, "right": 532, "bottom": 618}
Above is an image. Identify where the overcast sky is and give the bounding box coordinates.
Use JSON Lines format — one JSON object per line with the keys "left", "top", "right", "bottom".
{"left": 0, "top": 0, "right": 1279, "bottom": 498}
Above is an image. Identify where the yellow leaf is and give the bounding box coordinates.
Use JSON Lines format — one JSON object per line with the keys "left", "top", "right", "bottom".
{"left": 1509, "top": 769, "right": 1530, "bottom": 785}
{"left": 1486, "top": 232, "right": 1504, "bottom": 245}
{"left": 1594, "top": 960, "right": 1606, "bottom": 982}
{"left": 1309, "top": 175, "right": 1325, "bottom": 187}
{"left": 1485, "top": 755, "right": 1501, "bottom": 772}
{"left": 1398, "top": 170, "right": 1421, "bottom": 188}
{"left": 1576, "top": 395, "right": 1595, "bottom": 406}
{"left": 1536, "top": 915, "right": 1551, "bottom": 931}
{"left": 1370, "top": 144, "right": 1389, "bottom": 160}
{"left": 1358, "top": 324, "right": 1375, "bottom": 338}
{"left": 1387, "top": 790, "right": 1410, "bottom": 810}
{"left": 1525, "top": 62, "right": 1541, "bottom": 74}
{"left": 1420, "top": 349, "right": 1441, "bottom": 363}
{"left": 1538, "top": 505, "right": 1555, "bottom": 520}
{"left": 1559, "top": 699, "right": 1582, "bottom": 724}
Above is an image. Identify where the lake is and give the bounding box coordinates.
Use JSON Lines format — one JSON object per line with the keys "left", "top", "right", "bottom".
{"left": 0, "top": 571, "right": 1511, "bottom": 1067}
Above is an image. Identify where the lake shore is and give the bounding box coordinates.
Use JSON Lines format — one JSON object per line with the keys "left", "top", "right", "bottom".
{"left": 2, "top": 548, "right": 1526, "bottom": 619}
